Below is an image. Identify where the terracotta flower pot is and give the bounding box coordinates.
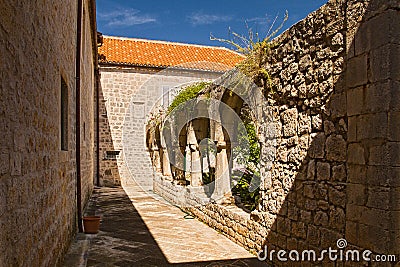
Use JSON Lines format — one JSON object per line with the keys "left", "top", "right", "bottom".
{"left": 83, "top": 216, "right": 101, "bottom": 234}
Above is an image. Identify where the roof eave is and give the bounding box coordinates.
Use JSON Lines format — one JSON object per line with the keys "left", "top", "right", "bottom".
{"left": 98, "top": 61, "right": 229, "bottom": 74}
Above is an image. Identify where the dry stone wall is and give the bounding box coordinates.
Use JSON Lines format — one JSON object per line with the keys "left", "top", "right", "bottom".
{"left": 0, "top": 1, "right": 96, "bottom": 266}
{"left": 254, "top": 0, "right": 350, "bottom": 258}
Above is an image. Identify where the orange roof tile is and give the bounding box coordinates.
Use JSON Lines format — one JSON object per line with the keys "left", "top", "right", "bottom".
{"left": 98, "top": 36, "right": 245, "bottom": 72}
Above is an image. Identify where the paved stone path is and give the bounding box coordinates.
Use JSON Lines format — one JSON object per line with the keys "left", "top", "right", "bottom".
{"left": 63, "top": 185, "right": 266, "bottom": 266}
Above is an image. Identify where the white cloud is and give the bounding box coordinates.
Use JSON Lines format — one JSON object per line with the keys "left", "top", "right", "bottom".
{"left": 99, "top": 8, "right": 156, "bottom": 27}
{"left": 188, "top": 11, "right": 232, "bottom": 26}
{"left": 245, "top": 14, "right": 271, "bottom": 26}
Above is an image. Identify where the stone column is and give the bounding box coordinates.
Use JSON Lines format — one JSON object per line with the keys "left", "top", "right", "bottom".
{"left": 187, "top": 121, "right": 202, "bottom": 186}
{"left": 171, "top": 144, "right": 186, "bottom": 185}
{"left": 213, "top": 140, "right": 232, "bottom": 203}
{"left": 161, "top": 147, "right": 172, "bottom": 177}
{"left": 159, "top": 126, "right": 173, "bottom": 178}
{"left": 190, "top": 144, "right": 202, "bottom": 186}
{"left": 152, "top": 145, "right": 162, "bottom": 173}
{"left": 212, "top": 122, "right": 232, "bottom": 203}
{"left": 184, "top": 145, "right": 191, "bottom": 180}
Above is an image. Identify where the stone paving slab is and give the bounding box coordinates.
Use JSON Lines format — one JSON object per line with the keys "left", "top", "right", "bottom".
{"left": 64, "top": 185, "right": 267, "bottom": 266}
{"left": 62, "top": 233, "right": 94, "bottom": 267}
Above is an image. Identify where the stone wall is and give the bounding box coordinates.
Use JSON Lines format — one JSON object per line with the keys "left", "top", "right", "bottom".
{"left": 343, "top": 0, "right": 400, "bottom": 258}
{"left": 98, "top": 66, "right": 222, "bottom": 187}
{"left": 254, "top": 0, "right": 350, "bottom": 262}
{"left": 0, "top": 1, "right": 96, "bottom": 266}
{"left": 255, "top": 1, "right": 400, "bottom": 264}
{"left": 150, "top": 0, "right": 400, "bottom": 265}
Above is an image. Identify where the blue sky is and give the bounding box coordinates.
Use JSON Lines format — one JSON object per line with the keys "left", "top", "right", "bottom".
{"left": 96, "top": 0, "right": 328, "bottom": 48}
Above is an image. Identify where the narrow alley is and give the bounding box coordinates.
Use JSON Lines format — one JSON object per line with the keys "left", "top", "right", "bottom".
{"left": 2, "top": 1, "right": 400, "bottom": 266}
{"left": 63, "top": 184, "right": 265, "bottom": 266}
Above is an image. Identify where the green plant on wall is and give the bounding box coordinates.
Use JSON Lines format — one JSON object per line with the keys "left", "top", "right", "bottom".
{"left": 232, "top": 105, "right": 261, "bottom": 211}
{"left": 167, "top": 82, "right": 210, "bottom": 114}
{"left": 232, "top": 170, "right": 260, "bottom": 211}
{"left": 234, "top": 107, "right": 260, "bottom": 170}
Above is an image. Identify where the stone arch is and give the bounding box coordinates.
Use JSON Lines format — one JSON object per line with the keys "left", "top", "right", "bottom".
{"left": 150, "top": 77, "right": 264, "bottom": 204}
{"left": 214, "top": 86, "right": 263, "bottom": 205}
{"left": 144, "top": 80, "right": 215, "bottom": 184}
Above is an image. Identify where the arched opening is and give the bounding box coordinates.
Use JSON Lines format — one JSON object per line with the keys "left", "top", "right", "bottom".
{"left": 218, "top": 89, "right": 261, "bottom": 211}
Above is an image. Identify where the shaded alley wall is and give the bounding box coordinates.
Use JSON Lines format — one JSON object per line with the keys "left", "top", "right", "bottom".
{"left": 0, "top": 0, "right": 97, "bottom": 265}
{"left": 254, "top": 0, "right": 400, "bottom": 263}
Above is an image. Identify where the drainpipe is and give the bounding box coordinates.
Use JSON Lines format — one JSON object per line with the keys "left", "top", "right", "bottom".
{"left": 95, "top": 36, "right": 101, "bottom": 188}
{"left": 76, "top": 0, "right": 83, "bottom": 233}
{"left": 90, "top": 0, "right": 101, "bottom": 187}
{"left": 95, "top": 68, "right": 100, "bottom": 187}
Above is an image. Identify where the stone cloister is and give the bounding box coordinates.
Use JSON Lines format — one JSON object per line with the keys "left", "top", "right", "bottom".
{"left": 146, "top": 72, "right": 263, "bottom": 204}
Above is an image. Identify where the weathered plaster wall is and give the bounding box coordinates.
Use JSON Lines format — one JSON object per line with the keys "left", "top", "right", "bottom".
{"left": 98, "top": 66, "right": 221, "bottom": 187}
{"left": 0, "top": 1, "right": 96, "bottom": 265}
{"left": 151, "top": 0, "right": 400, "bottom": 265}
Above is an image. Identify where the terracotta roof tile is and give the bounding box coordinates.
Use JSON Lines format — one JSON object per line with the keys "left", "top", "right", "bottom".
{"left": 98, "top": 36, "right": 245, "bottom": 72}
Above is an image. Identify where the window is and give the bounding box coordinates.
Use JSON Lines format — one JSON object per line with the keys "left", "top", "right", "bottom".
{"left": 61, "top": 77, "right": 68, "bottom": 150}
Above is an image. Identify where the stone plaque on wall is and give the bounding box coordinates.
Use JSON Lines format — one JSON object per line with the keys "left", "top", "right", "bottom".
{"left": 132, "top": 102, "right": 145, "bottom": 119}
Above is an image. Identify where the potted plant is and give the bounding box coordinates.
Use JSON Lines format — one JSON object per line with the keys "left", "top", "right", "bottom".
{"left": 83, "top": 216, "right": 101, "bottom": 234}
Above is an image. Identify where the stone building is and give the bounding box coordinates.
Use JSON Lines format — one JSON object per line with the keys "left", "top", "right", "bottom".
{"left": 97, "top": 36, "right": 244, "bottom": 187}
{"left": 0, "top": 0, "right": 98, "bottom": 265}
{"left": 147, "top": 0, "right": 400, "bottom": 265}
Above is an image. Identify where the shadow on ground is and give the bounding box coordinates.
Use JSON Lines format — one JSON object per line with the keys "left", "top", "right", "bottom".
{"left": 86, "top": 187, "right": 267, "bottom": 267}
